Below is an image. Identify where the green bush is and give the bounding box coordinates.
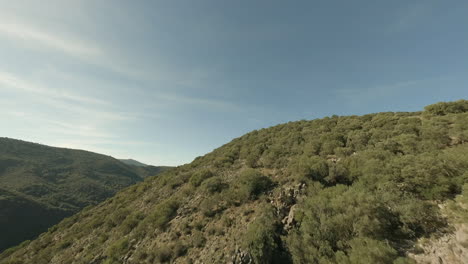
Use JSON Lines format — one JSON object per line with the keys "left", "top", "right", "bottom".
{"left": 243, "top": 206, "right": 287, "bottom": 264}
{"left": 335, "top": 237, "right": 398, "bottom": 264}
{"left": 201, "top": 177, "right": 228, "bottom": 194}
{"left": 237, "top": 169, "right": 274, "bottom": 200}
{"left": 146, "top": 199, "right": 179, "bottom": 230}
{"left": 108, "top": 208, "right": 131, "bottom": 228}
{"left": 106, "top": 238, "right": 129, "bottom": 263}
{"left": 424, "top": 100, "right": 468, "bottom": 116}
{"left": 290, "top": 155, "right": 328, "bottom": 182}
{"left": 120, "top": 213, "right": 140, "bottom": 234}
{"left": 189, "top": 169, "right": 214, "bottom": 187}
{"left": 287, "top": 185, "right": 400, "bottom": 263}
{"left": 200, "top": 196, "right": 225, "bottom": 217}
{"left": 246, "top": 153, "right": 259, "bottom": 168}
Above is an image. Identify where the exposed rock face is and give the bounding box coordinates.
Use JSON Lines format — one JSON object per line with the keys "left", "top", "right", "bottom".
{"left": 268, "top": 183, "right": 305, "bottom": 232}
{"left": 283, "top": 204, "right": 298, "bottom": 231}
{"left": 409, "top": 224, "right": 468, "bottom": 263}
{"left": 228, "top": 184, "right": 305, "bottom": 264}
{"left": 230, "top": 247, "right": 253, "bottom": 264}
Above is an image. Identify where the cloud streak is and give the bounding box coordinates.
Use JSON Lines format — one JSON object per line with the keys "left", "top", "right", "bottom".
{"left": 0, "top": 70, "right": 139, "bottom": 127}
{"left": 0, "top": 17, "right": 149, "bottom": 82}
{"left": 0, "top": 71, "right": 108, "bottom": 106}
{"left": 0, "top": 21, "right": 101, "bottom": 57}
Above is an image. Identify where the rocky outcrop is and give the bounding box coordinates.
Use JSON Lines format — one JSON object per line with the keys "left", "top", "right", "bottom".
{"left": 269, "top": 183, "right": 305, "bottom": 232}
{"left": 409, "top": 223, "right": 468, "bottom": 264}
{"left": 230, "top": 247, "right": 253, "bottom": 264}
{"left": 282, "top": 204, "right": 298, "bottom": 231}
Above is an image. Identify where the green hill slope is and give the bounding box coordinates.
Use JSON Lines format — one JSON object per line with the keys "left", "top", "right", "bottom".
{"left": 0, "top": 138, "right": 169, "bottom": 252}
{"left": 1, "top": 100, "right": 468, "bottom": 264}
{"left": 119, "top": 159, "right": 148, "bottom": 167}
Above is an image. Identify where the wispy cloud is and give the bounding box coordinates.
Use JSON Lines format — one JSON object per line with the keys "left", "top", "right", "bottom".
{"left": 0, "top": 21, "right": 101, "bottom": 57}
{"left": 3, "top": 114, "right": 116, "bottom": 139}
{"left": 0, "top": 16, "right": 177, "bottom": 86}
{"left": 45, "top": 120, "right": 119, "bottom": 139}
{"left": 0, "top": 71, "right": 108, "bottom": 106}
{"left": 0, "top": 16, "right": 148, "bottom": 82}
{"left": 0, "top": 70, "right": 139, "bottom": 124}
{"left": 0, "top": 11, "right": 223, "bottom": 93}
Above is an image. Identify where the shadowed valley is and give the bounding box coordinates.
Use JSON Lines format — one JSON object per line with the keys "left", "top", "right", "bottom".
{"left": 0, "top": 138, "right": 169, "bottom": 252}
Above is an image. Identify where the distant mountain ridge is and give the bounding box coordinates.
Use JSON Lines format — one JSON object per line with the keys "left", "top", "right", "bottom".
{"left": 119, "top": 159, "right": 148, "bottom": 167}
{"left": 0, "top": 138, "right": 169, "bottom": 252}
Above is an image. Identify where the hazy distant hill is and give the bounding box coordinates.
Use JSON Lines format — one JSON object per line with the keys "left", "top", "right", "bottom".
{"left": 119, "top": 159, "right": 148, "bottom": 167}
{"left": 0, "top": 138, "right": 169, "bottom": 252}
{"left": 119, "top": 159, "right": 173, "bottom": 179}
{"left": 1, "top": 100, "right": 468, "bottom": 264}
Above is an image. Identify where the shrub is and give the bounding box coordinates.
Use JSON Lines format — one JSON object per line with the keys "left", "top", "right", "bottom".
{"left": 221, "top": 214, "right": 234, "bottom": 227}
{"left": 335, "top": 237, "right": 398, "bottom": 264}
{"left": 287, "top": 185, "right": 399, "bottom": 263}
{"left": 192, "top": 231, "right": 206, "bottom": 248}
{"left": 206, "top": 222, "right": 225, "bottom": 236}
{"left": 4, "top": 258, "right": 26, "bottom": 264}
{"left": 200, "top": 197, "right": 224, "bottom": 217}
{"left": 146, "top": 199, "right": 180, "bottom": 230}
{"left": 424, "top": 100, "right": 468, "bottom": 116}
{"left": 237, "top": 169, "right": 273, "bottom": 200}
{"left": 243, "top": 206, "right": 286, "bottom": 264}
{"left": 189, "top": 169, "right": 214, "bottom": 187}
{"left": 120, "top": 214, "right": 139, "bottom": 234}
{"left": 106, "top": 238, "right": 129, "bottom": 262}
{"left": 303, "top": 140, "right": 322, "bottom": 156}
{"left": 246, "top": 153, "right": 259, "bottom": 168}
{"left": 168, "top": 173, "right": 191, "bottom": 189}
{"left": 173, "top": 241, "right": 188, "bottom": 257}
{"left": 109, "top": 208, "right": 131, "bottom": 227}
{"left": 201, "top": 177, "right": 228, "bottom": 194}
{"left": 57, "top": 240, "right": 72, "bottom": 249}
{"left": 154, "top": 245, "right": 172, "bottom": 263}
{"left": 290, "top": 155, "right": 328, "bottom": 182}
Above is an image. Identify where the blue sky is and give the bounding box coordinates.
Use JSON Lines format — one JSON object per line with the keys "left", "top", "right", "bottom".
{"left": 0, "top": 0, "right": 467, "bottom": 166}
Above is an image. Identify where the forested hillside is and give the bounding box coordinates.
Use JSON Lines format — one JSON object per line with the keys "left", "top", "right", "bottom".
{"left": 1, "top": 100, "right": 468, "bottom": 264}
{"left": 0, "top": 138, "right": 169, "bottom": 252}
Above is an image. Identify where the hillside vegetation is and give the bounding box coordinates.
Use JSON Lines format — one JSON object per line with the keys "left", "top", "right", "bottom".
{"left": 1, "top": 100, "right": 468, "bottom": 264}
{"left": 119, "top": 159, "right": 148, "bottom": 167}
{"left": 0, "top": 138, "right": 169, "bottom": 252}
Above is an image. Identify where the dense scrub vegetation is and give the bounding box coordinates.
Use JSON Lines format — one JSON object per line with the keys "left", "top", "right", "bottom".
{"left": 0, "top": 138, "right": 169, "bottom": 252}
{"left": 1, "top": 100, "right": 468, "bottom": 263}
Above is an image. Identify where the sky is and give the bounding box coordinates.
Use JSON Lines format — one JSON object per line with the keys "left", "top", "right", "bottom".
{"left": 0, "top": 0, "right": 467, "bottom": 166}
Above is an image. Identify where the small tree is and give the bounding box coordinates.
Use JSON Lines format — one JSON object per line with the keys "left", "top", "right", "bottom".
{"left": 238, "top": 169, "right": 273, "bottom": 200}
